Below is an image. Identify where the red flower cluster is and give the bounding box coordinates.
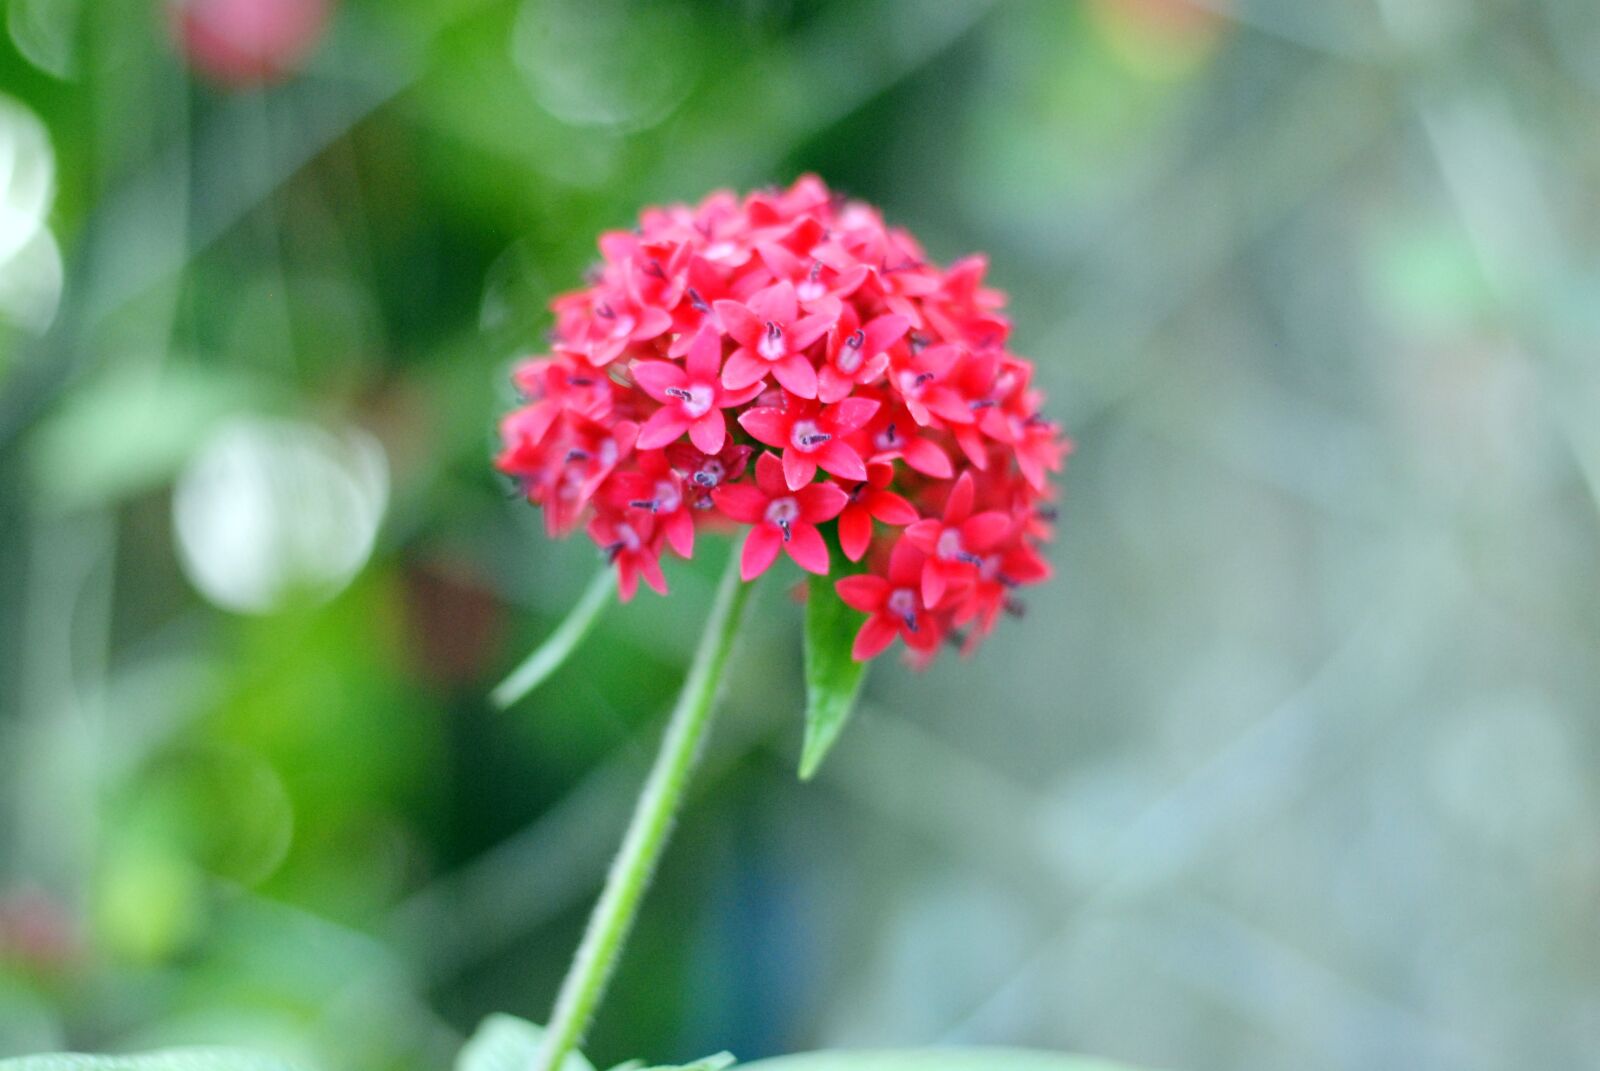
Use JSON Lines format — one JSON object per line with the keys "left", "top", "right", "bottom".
{"left": 497, "top": 176, "right": 1068, "bottom": 663}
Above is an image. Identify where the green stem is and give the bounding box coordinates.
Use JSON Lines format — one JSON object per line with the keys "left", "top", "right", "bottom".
{"left": 532, "top": 551, "right": 756, "bottom": 1071}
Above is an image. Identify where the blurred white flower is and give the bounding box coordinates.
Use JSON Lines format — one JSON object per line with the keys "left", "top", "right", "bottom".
{"left": 0, "top": 94, "right": 62, "bottom": 333}
{"left": 173, "top": 416, "right": 389, "bottom": 614}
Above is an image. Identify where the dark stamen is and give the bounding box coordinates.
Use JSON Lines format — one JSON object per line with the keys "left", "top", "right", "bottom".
{"left": 569, "top": 376, "right": 595, "bottom": 387}
{"left": 1035, "top": 506, "right": 1059, "bottom": 521}
{"left": 955, "top": 551, "right": 985, "bottom": 567}
{"left": 809, "top": 260, "right": 823, "bottom": 280}
{"left": 688, "top": 287, "right": 710, "bottom": 313}
{"left": 665, "top": 386, "right": 694, "bottom": 401}
{"left": 845, "top": 329, "right": 864, "bottom": 351}
{"left": 565, "top": 448, "right": 591, "bottom": 463}
{"left": 629, "top": 499, "right": 659, "bottom": 512}
{"left": 899, "top": 611, "right": 918, "bottom": 632}
{"left": 765, "top": 322, "right": 783, "bottom": 342}
{"left": 1004, "top": 598, "right": 1027, "bottom": 619}
{"left": 969, "top": 398, "right": 997, "bottom": 410}
{"left": 596, "top": 303, "right": 615, "bottom": 319}
{"left": 883, "top": 422, "right": 898, "bottom": 444}
{"left": 603, "top": 542, "right": 624, "bottom": 563}
{"left": 914, "top": 373, "right": 934, "bottom": 387}
{"left": 777, "top": 519, "right": 793, "bottom": 542}
{"left": 692, "top": 471, "right": 717, "bottom": 487}
{"left": 643, "top": 260, "right": 665, "bottom": 279}
{"left": 798, "top": 432, "right": 832, "bottom": 447}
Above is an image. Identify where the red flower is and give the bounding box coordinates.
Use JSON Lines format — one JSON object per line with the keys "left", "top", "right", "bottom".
{"left": 632, "top": 324, "right": 762, "bottom": 454}
{"left": 715, "top": 281, "right": 837, "bottom": 398}
{"left": 835, "top": 538, "right": 944, "bottom": 661}
{"left": 837, "top": 463, "right": 918, "bottom": 562}
{"left": 712, "top": 454, "right": 847, "bottom": 581}
{"left": 496, "top": 176, "right": 1070, "bottom": 664}
{"left": 737, "top": 391, "right": 879, "bottom": 491}
{"left": 900, "top": 471, "right": 1015, "bottom": 609}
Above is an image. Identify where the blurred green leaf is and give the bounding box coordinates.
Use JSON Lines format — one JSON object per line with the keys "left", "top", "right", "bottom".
{"left": 609, "top": 1056, "right": 735, "bottom": 1071}
{"left": 455, "top": 1016, "right": 595, "bottom": 1071}
{"left": 0, "top": 1050, "right": 304, "bottom": 1071}
{"left": 26, "top": 362, "right": 271, "bottom": 513}
{"left": 741, "top": 1052, "right": 1146, "bottom": 1071}
{"left": 799, "top": 571, "right": 869, "bottom": 780}
{"left": 491, "top": 569, "right": 615, "bottom": 710}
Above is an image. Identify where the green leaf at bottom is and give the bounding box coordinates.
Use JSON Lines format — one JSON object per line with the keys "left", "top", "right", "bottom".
{"left": 799, "top": 571, "right": 870, "bottom": 780}
{"left": 0, "top": 1051, "right": 304, "bottom": 1071}
{"left": 456, "top": 1016, "right": 595, "bottom": 1071}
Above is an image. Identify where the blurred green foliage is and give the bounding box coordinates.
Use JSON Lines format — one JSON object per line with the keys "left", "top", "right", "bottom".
{"left": 4, "top": 3, "right": 1600, "bottom": 1071}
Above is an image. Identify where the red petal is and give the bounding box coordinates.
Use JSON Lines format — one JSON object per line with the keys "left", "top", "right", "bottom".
{"left": 741, "top": 523, "right": 783, "bottom": 581}
{"left": 753, "top": 451, "right": 787, "bottom": 496}
{"left": 784, "top": 524, "right": 830, "bottom": 575}
{"left": 782, "top": 448, "right": 817, "bottom": 492}
{"left": 962, "top": 511, "right": 1013, "bottom": 553}
{"left": 631, "top": 360, "right": 686, "bottom": 401}
{"left": 901, "top": 437, "right": 953, "bottom": 479}
{"left": 944, "top": 470, "right": 976, "bottom": 524}
{"left": 868, "top": 490, "right": 918, "bottom": 526}
{"left": 826, "top": 396, "right": 880, "bottom": 431}
{"left": 862, "top": 313, "right": 911, "bottom": 353}
{"left": 721, "top": 348, "right": 769, "bottom": 392}
{"left": 816, "top": 366, "right": 853, "bottom": 404}
{"left": 664, "top": 510, "right": 695, "bottom": 559}
{"left": 747, "top": 281, "right": 797, "bottom": 324}
{"left": 714, "top": 300, "right": 760, "bottom": 347}
{"left": 771, "top": 355, "right": 818, "bottom": 399}
{"left": 637, "top": 408, "right": 691, "bottom": 450}
{"left": 639, "top": 553, "right": 669, "bottom": 594}
{"left": 902, "top": 519, "right": 941, "bottom": 553}
{"left": 616, "top": 560, "right": 639, "bottom": 602}
{"left": 713, "top": 484, "right": 768, "bottom": 523}
{"left": 921, "top": 561, "right": 947, "bottom": 609}
{"left": 737, "top": 406, "right": 788, "bottom": 448}
{"left": 836, "top": 574, "right": 889, "bottom": 612}
{"left": 689, "top": 412, "right": 726, "bottom": 455}
{"left": 797, "top": 480, "right": 849, "bottom": 522}
{"left": 684, "top": 324, "right": 723, "bottom": 381}
{"left": 790, "top": 310, "right": 836, "bottom": 350}
{"left": 852, "top": 616, "right": 899, "bottom": 661}
{"left": 814, "top": 440, "right": 866, "bottom": 483}
{"left": 839, "top": 506, "right": 872, "bottom": 561}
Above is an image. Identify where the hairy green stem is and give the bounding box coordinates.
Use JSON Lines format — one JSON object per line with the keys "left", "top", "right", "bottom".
{"left": 532, "top": 552, "right": 756, "bottom": 1071}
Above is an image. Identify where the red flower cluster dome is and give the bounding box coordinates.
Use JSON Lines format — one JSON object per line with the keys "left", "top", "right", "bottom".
{"left": 497, "top": 176, "right": 1069, "bottom": 663}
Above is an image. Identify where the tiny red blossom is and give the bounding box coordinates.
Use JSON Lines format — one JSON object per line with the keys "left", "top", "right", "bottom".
{"left": 496, "top": 176, "right": 1069, "bottom": 665}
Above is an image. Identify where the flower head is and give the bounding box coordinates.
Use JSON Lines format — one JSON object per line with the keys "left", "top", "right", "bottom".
{"left": 497, "top": 176, "right": 1069, "bottom": 664}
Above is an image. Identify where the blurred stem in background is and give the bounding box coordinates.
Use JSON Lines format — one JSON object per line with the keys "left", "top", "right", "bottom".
{"left": 533, "top": 552, "right": 756, "bottom": 1071}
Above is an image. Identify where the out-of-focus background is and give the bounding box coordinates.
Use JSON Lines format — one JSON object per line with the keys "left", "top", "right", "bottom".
{"left": 2, "top": 1, "right": 1599, "bottom": 1069}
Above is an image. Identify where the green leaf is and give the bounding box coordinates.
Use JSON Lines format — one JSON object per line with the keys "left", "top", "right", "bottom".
{"left": 491, "top": 569, "right": 616, "bottom": 710}
{"left": 798, "top": 570, "right": 870, "bottom": 780}
{"left": 456, "top": 1015, "right": 595, "bottom": 1071}
{"left": 0, "top": 1050, "right": 304, "bottom": 1071}
{"left": 739, "top": 1051, "right": 1147, "bottom": 1071}
{"left": 609, "top": 1055, "right": 736, "bottom": 1071}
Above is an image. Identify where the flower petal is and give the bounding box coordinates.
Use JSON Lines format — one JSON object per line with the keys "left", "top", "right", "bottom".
{"left": 784, "top": 523, "right": 830, "bottom": 575}
{"left": 867, "top": 490, "right": 918, "bottom": 526}
{"left": 740, "top": 523, "right": 783, "bottom": 581}
{"left": 714, "top": 299, "right": 761, "bottom": 347}
{"left": 753, "top": 451, "right": 787, "bottom": 496}
{"left": 836, "top": 574, "right": 889, "bottom": 612}
{"left": 900, "top": 437, "right": 953, "bottom": 479}
{"left": 796, "top": 480, "right": 849, "bottom": 523}
{"left": 712, "top": 484, "right": 768, "bottom": 523}
{"left": 826, "top": 396, "right": 880, "bottom": 431}
{"left": 684, "top": 324, "right": 724, "bottom": 381}
{"left": 783, "top": 447, "right": 817, "bottom": 492}
{"left": 689, "top": 411, "right": 727, "bottom": 455}
{"left": 631, "top": 360, "right": 687, "bottom": 401}
{"left": 814, "top": 439, "right": 867, "bottom": 483}
{"left": 771, "top": 355, "right": 818, "bottom": 399}
{"left": 747, "top": 280, "right": 797, "bottom": 324}
{"left": 852, "top": 616, "right": 899, "bottom": 661}
{"left": 736, "top": 406, "right": 788, "bottom": 448}
{"left": 637, "top": 408, "right": 691, "bottom": 450}
{"left": 962, "top": 510, "right": 1013, "bottom": 552}
{"left": 721, "top": 348, "right": 770, "bottom": 391}
{"left": 839, "top": 505, "right": 873, "bottom": 561}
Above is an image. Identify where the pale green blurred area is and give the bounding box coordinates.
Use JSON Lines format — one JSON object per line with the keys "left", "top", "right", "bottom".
{"left": 2, "top": 2, "right": 1600, "bottom": 1070}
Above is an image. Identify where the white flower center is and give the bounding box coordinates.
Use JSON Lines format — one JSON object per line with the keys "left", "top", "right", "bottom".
{"left": 758, "top": 322, "right": 786, "bottom": 362}
{"left": 765, "top": 497, "right": 800, "bottom": 526}
{"left": 681, "top": 383, "right": 714, "bottom": 418}
{"left": 790, "top": 419, "right": 830, "bottom": 453}
{"left": 936, "top": 528, "right": 964, "bottom": 561}
{"left": 654, "top": 480, "right": 681, "bottom": 513}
